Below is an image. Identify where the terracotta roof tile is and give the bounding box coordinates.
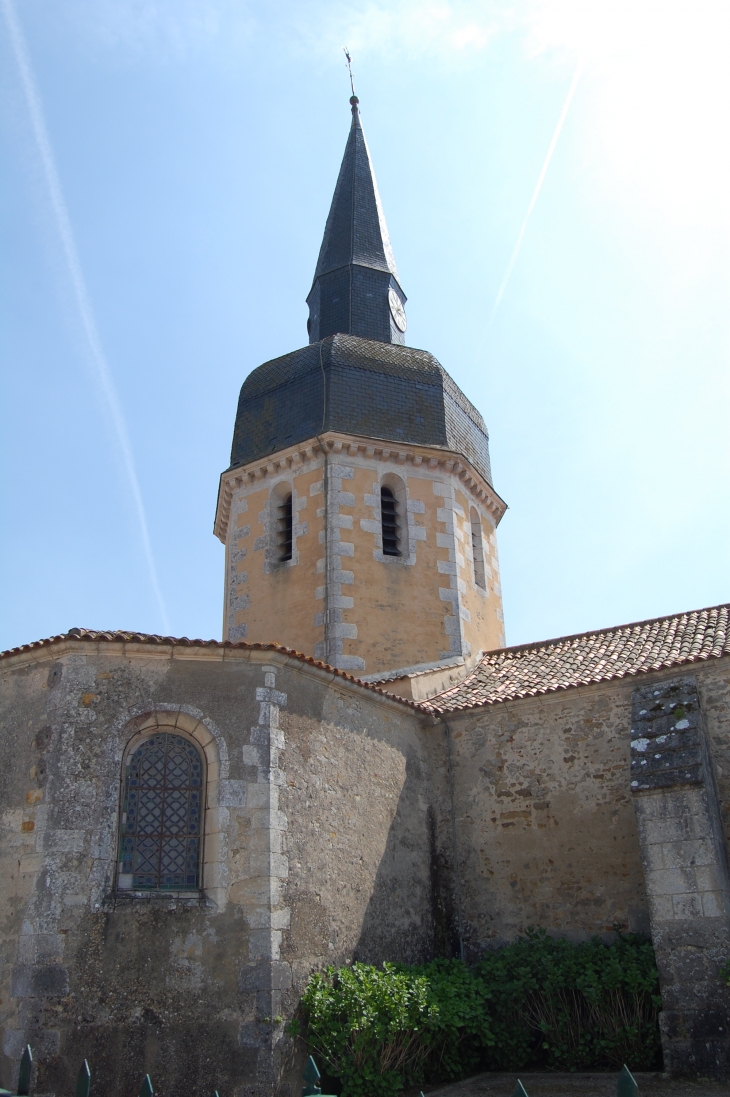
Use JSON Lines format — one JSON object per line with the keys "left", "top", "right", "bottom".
{"left": 422, "top": 603, "right": 730, "bottom": 714}
{"left": 0, "top": 628, "right": 421, "bottom": 709}
{"left": 4, "top": 605, "right": 729, "bottom": 719}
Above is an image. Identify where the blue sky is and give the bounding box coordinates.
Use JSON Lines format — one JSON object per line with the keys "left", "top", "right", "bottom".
{"left": 1, "top": 0, "right": 729, "bottom": 652}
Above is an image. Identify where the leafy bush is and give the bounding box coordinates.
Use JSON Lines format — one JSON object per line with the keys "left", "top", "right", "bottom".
{"left": 300, "top": 959, "right": 493, "bottom": 1097}
{"left": 476, "top": 929, "right": 662, "bottom": 1072}
{"left": 300, "top": 932, "right": 662, "bottom": 1097}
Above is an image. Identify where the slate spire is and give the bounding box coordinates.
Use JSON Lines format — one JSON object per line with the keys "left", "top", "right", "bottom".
{"left": 307, "top": 96, "right": 407, "bottom": 346}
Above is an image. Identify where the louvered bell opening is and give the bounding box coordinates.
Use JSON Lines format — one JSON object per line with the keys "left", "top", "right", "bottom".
{"left": 380, "top": 486, "right": 400, "bottom": 556}
{"left": 470, "top": 508, "right": 486, "bottom": 590}
{"left": 277, "top": 494, "right": 293, "bottom": 561}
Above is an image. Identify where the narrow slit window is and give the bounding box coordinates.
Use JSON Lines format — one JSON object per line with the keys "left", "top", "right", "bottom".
{"left": 118, "top": 733, "right": 203, "bottom": 891}
{"left": 277, "top": 493, "right": 293, "bottom": 561}
{"left": 470, "top": 508, "right": 486, "bottom": 590}
{"left": 381, "top": 486, "right": 401, "bottom": 556}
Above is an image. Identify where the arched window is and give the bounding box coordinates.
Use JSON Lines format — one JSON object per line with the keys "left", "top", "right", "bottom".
{"left": 118, "top": 732, "right": 204, "bottom": 891}
{"left": 277, "top": 492, "right": 293, "bottom": 561}
{"left": 470, "top": 507, "right": 487, "bottom": 590}
{"left": 380, "top": 485, "right": 401, "bottom": 556}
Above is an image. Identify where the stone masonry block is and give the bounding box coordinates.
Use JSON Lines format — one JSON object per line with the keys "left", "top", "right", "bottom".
{"left": 219, "top": 780, "right": 247, "bottom": 807}
{"left": 45, "top": 830, "right": 85, "bottom": 853}
{"left": 255, "top": 687, "right": 287, "bottom": 707}
{"left": 645, "top": 866, "right": 698, "bottom": 897}
{"left": 671, "top": 892, "right": 704, "bottom": 919}
{"left": 695, "top": 864, "right": 729, "bottom": 893}
{"left": 330, "top": 623, "right": 357, "bottom": 639}
{"left": 661, "top": 837, "right": 717, "bottom": 869}
{"left": 701, "top": 891, "right": 728, "bottom": 918}
{"left": 649, "top": 894, "right": 675, "bottom": 921}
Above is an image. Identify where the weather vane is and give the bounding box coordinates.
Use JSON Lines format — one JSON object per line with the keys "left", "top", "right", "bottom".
{"left": 343, "top": 47, "right": 356, "bottom": 98}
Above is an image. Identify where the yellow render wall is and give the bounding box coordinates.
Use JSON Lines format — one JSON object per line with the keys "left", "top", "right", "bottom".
{"left": 224, "top": 450, "right": 505, "bottom": 674}
{"left": 453, "top": 486, "right": 506, "bottom": 655}
{"left": 226, "top": 464, "right": 324, "bottom": 655}
{"left": 344, "top": 467, "right": 448, "bottom": 673}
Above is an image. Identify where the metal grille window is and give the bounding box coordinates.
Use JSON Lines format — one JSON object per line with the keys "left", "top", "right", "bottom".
{"left": 277, "top": 493, "right": 293, "bottom": 561}
{"left": 118, "top": 733, "right": 203, "bottom": 891}
{"left": 381, "top": 486, "right": 400, "bottom": 556}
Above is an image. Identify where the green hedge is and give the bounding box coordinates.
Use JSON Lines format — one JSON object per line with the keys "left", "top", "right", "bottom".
{"left": 299, "top": 931, "right": 662, "bottom": 1097}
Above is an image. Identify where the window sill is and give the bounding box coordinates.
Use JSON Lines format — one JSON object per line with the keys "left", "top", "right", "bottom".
{"left": 117, "top": 889, "right": 201, "bottom": 898}
{"left": 373, "top": 549, "right": 415, "bottom": 566}
{"left": 110, "top": 889, "right": 208, "bottom": 910}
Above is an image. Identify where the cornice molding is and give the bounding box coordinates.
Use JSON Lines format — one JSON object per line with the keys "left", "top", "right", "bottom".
{"left": 214, "top": 432, "right": 507, "bottom": 543}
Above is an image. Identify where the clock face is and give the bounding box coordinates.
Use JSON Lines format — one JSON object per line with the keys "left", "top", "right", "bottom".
{"left": 388, "top": 288, "right": 407, "bottom": 332}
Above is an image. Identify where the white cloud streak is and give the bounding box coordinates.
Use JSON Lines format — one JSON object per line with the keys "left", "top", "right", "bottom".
{"left": 2, "top": 0, "right": 170, "bottom": 633}
{"left": 487, "top": 60, "right": 582, "bottom": 326}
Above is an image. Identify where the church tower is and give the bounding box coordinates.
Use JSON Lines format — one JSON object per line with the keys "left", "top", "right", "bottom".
{"left": 214, "top": 97, "right": 506, "bottom": 677}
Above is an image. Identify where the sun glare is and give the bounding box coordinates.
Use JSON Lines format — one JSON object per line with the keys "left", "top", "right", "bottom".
{"left": 527, "top": 0, "right": 730, "bottom": 230}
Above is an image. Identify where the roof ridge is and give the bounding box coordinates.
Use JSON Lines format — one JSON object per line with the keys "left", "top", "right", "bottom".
{"left": 422, "top": 601, "right": 730, "bottom": 714}
{"left": 0, "top": 628, "right": 422, "bottom": 710}
{"left": 480, "top": 602, "right": 730, "bottom": 660}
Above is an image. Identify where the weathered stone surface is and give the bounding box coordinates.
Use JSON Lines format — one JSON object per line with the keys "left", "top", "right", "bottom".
{"left": 2, "top": 640, "right": 730, "bottom": 1090}
{"left": 0, "top": 641, "right": 430, "bottom": 1097}
{"left": 433, "top": 681, "right": 651, "bottom": 948}
{"left": 631, "top": 678, "right": 730, "bottom": 1079}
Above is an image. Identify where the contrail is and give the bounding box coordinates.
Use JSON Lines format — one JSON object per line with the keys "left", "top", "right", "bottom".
{"left": 487, "top": 62, "right": 583, "bottom": 327}
{"left": 2, "top": 0, "right": 170, "bottom": 634}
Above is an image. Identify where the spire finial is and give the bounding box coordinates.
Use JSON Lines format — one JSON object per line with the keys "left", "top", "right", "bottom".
{"left": 343, "top": 47, "right": 358, "bottom": 114}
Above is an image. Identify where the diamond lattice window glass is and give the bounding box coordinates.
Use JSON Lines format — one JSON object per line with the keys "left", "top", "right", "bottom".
{"left": 118, "top": 733, "right": 203, "bottom": 891}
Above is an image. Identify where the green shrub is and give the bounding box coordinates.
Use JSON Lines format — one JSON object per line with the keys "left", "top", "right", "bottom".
{"left": 300, "top": 932, "right": 662, "bottom": 1097}
{"left": 300, "top": 959, "right": 493, "bottom": 1097}
{"left": 476, "top": 929, "right": 662, "bottom": 1072}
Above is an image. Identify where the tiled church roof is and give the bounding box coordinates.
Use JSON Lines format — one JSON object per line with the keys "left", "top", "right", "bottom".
{"left": 0, "top": 629, "right": 422, "bottom": 708}
{"left": 423, "top": 603, "right": 730, "bottom": 713}
{"left": 3, "top": 605, "right": 729, "bottom": 718}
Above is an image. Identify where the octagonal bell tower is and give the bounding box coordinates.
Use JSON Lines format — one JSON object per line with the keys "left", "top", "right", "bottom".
{"left": 214, "top": 98, "right": 506, "bottom": 678}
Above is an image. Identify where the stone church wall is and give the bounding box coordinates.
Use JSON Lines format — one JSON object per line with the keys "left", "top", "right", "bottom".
{"left": 438, "top": 660, "right": 730, "bottom": 951}
{"left": 436, "top": 659, "right": 730, "bottom": 1076}
{"left": 0, "top": 640, "right": 432, "bottom": 1097}
{"left": 437, "top": 677, "right": 652, "bottom": 949}
{"left": 3, "top": 638, "right": 730, "bottom": 1091}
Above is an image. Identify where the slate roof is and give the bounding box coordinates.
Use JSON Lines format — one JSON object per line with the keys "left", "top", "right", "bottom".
{"left": 311, "top": 97, "right": 399, "bottom": 285}
{"left": 422, "top": 604, "right": 730, "bottom": 713}
{"left": 306, "top": 98, "right": 406, "bottom": 345}
{"left": 229, "top": 333, "right": 493, "bottom": 485}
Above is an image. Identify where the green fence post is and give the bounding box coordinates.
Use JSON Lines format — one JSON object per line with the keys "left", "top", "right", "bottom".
{"left": 138, "top": 1075, "right": 154, "bottom": 1097}
{"left": 302, "top": 1056, "right": 321, "bottom": 1097}
{"left": 301, "top": 1056, "right": 337, "bottom": 1097}
{"left": 617, "top": 1065, "right": 638, "bottom": 1097}
{"left": 511, "top": 1082, "right": 530, "bottom": 1097}
{"left": 16, "top": 1046, "right": 32, "bottom": 1097}
{"left": 75, "top": 1061, "right": 91, "bottom": 1097}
